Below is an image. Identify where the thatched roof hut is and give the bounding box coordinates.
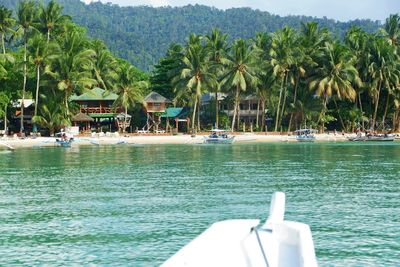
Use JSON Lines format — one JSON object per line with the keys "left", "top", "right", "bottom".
{"left": 143, "top": 91, "right": 171, "bottom": 113}
{"left": 72, "top": 113, "right": 94, "bottom": 132}
{"left": 72, "top": 113, "right": 94, "bottom": 122}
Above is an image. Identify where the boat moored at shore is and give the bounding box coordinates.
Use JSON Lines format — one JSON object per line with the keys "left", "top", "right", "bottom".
{"left": 203, "top": 129, "right": 235, "bottom": 144}
{"left": 295, "top": 129, "right": 318, "bottom": 142}
{"left": 347, "top": 132, "right": 395, "bottom": 142}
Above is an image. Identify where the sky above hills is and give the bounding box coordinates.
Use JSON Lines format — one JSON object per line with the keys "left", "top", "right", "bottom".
{"left": 83, "top": 0, "right": 400, "bottom": 22}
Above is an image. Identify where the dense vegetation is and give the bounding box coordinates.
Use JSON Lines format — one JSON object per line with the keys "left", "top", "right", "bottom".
{"left": 0, "top": 1, "right": 398, "bottom": 136}
{"left": 0, "top": 0, "right": 148, "bottom": 135}
{"left": 151, "top": 17, "right": 400, "bottom": 133}
{"left": 0, "top": 0, "right": 382, "bottom": 71}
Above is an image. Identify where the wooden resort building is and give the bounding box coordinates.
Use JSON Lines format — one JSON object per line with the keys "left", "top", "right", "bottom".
{"left": 160, "top": 107, "right": 190, "bottom": 133}
{"left": 71, "top": 113, "right": 94, "bottom": 132}
{"left": 70, "top": 87, "right": 121, "bottom": 132}
{"left": 141, "top": 91, "right": 172, "bottom": 133}
{"left": 11, "top": 99, "right": 35, "bottom": 134}
{"left": 201, "top": 93, "right": 265, "bottom": 130}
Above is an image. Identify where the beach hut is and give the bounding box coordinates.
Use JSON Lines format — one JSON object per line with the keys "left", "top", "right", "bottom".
{"left": 71, "top": 113, "right": 94, "bottom": 132}
{"left": 160, "top": 107, "right": 190, "bottom": 133}
{"left": 12, "top": 99, "right": 35, "bottom": 133}
{"left": 142, "top": 91, "right": 172, "bottom": 132}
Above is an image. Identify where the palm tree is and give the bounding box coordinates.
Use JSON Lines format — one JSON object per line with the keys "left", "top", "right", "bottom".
{"left": 368, "top": 37, "right": 398, "bottom": 129}
{"left": 221, "top": 38, "right": 258, "bottom": 131}
{"left": 205, "top": 28, "right": 228, "bottom": 128}
{"left": 345, "top": 27, "right": 371, "bottom": 129}
{"left": 381, "top": 14, "right": 400, "bottom": 47}
{"left": 45, "top": 26, "right": 96, "bottom": 116}
{"left": 257, "top": 73, "right": 275, "bottom": 132}
{"left": 32, "top": 95, "right": 69, "bottom": 136}
{"left": 90, "top": 40, "right": 118, "bottom": 90}
{"left": 0, "top": 6, "right": 15, "bottom": 55}
{"left": 173, "top": 34, "right": 217, "bottom": 132}
{"left": 28, "top": 34, "right": 60, "bottom": 120}
{"left": 252, "top": 32, "right": 271, "bottom": 129}
{"left": 17, "top": 0, "right": 38, "bottom": 134}
{"left": 287, "top": 22, "right": 330, "bottom": 132}
{"left": 114, "top": 63, "right": 147, "bottom": 132}
{"left": 0, "top": 92, "right": 10, "bottom": 133}
{"left": 270, "top": 27, "right": 297, "bottom": 131}
{"left": 38, "top": 0, "right": 70, "bottom": 43}
{"left": 285, "top": 42, "right": 308, "bottom": 132}
{"left": 309, "top": 42, "right": 361, "bottom": 130}
{"left": 300, "top": 22, "right": 330, "bottom": 54}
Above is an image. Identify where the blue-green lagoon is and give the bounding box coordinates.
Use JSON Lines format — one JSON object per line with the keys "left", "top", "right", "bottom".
{"left": 0, "top": 143, "right": 399, "bottom": 266}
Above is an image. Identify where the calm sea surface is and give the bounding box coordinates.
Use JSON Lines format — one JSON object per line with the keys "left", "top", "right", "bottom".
{"left": 0, "top": 143, "right": 399, "bottom": 266}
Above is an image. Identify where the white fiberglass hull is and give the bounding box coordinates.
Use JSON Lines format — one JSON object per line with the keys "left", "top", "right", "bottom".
{"left": 204, "top": 136, "right": 235, "bottom": 144}
{"left": 162, "top": 192, "right": 318, "bottom": 267}
{"left": 296, "top": 136, "right": 316, "bottom": 142}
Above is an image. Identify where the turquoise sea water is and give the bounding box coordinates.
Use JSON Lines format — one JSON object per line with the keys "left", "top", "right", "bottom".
{"left": 0, "top": 143, "right": 399, "bottom": 266}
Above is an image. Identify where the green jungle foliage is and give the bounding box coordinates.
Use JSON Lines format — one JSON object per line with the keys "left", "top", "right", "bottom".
{"left": 0, "top": 0, "right": 381, "bottom": 71}
{"left": 0, "top": 0, "right": 149, "bottom": 135}
{"left": 0, "top": 0, "right": 399, "bottom": 135}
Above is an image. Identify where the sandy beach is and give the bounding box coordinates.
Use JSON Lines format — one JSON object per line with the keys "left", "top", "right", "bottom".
{"left": 0, "top": 132, "right": 356, "bottom": 150}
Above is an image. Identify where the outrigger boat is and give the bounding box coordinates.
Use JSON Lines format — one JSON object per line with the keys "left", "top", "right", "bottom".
{"left": 55, "top": 131, "right": 74, "bottom": 147}
{"left": 295, "top": 129, "right": 318, "bottom": 142}
{"left": 163, "top": 192, "right": 318, "bottom": 267}
{"left": 55, "top": 138, "right": 74, "bottom": 147}
{"left": 204, "top": 129, "right": 234, "bottom": 144}
{"left": 347, "top": 132, "right": 395, "bottom": 142}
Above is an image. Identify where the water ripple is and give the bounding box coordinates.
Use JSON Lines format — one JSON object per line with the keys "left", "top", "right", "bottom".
{"left": 0, "top": 143, "right": 399, "bottom": 266}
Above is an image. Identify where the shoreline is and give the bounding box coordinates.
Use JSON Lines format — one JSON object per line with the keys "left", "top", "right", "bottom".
{"left": 0, "top": 132, "right": 365, "bottom": 150}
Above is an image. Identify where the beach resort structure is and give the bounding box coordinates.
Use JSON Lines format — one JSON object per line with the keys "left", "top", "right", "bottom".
{"left": 142, "top": 91, "right": 172, "bottom": 133}
{"left": 12, "top": 99, "right": 35, "bottom": 133}
{"left": 201, "top": 93, "right": 265, "bottom": 128}
{"left": 161, "top": 107, "right": 190, "bottom": 133}
{"left": 71, "top": 113, "right": 94, "bottom": 133}
{"left": 70, "top": 87, "right": 120, "bottom": 132}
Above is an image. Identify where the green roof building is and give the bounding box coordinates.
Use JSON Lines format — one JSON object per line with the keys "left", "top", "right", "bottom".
{"left": 70, "top": 87, "right": 120, "bottom": 118}
{"left": 70, "top": 87, "right": 121, "bottom": 132}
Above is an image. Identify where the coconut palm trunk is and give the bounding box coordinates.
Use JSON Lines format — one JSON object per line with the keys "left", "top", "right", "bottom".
{"left": 256, "top": 99, "right": 260, "bottom": 129}
{"left": 3, "top": 105, "right": 7, "bottom": 134}
{"left": 372, "top": 80, "right": 382, "bottom": 130}
{"left": 64, "top": 91, "right": 69, "bottom": 116}
{"left": 191, "top": 97, "right": 198, "bottom": 132}
{"left": 123, "top": 106, "right": 128, "bottom": 133}
{"left": 278, "top": 74, "right": 289, "bottom": 130}
{"left": 382, "top": 89, "right": 391, "bottom": 128}
{"left": 32, "top": 66, "right": 41, "bottom": 133}
{"left": 197, "top": 96, "right": 201, "bottom": 131}
{"left": 215, "top": 91, "right": 219, "bottom": 128}
{"left": 333, "top": 98, "right": 345, "bottom": 130}
{"left": 274, "top": 75, "right": 285, "bottom": 132}
{"left": 237, "top": 101, "right": 240, "bottom": 130}
{"left": 288, "top": 74, "right": 300, "bottom": 132}
{"left": 394, "top": 108, "right": 400, "bottom": 131}
{"left": 317, "top": 97, "right": 328, "bottom": 132}
{"left": 231, "top": 85, "right": 240, "bottom": 132}
{"left": 1, "top": 33, "right": 5, "bottom": 55}
{"left": 20, "top": 35, "right": 27, "bottom": 134}
{"left": 47, "top": 29, "right": 51, "bottom": 43}
{"left": 358, "top": 92, "right": 364, "bottom": 129}
{"left": 261, "top": 100, "right": 266, "bottom": 132}
{"left": 34, "top": 66, "right": 40, "bottom": 117}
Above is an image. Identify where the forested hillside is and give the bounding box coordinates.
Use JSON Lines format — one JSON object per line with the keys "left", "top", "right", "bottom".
{"left": 0, "top": 0, "right": 382, "bottom": 71}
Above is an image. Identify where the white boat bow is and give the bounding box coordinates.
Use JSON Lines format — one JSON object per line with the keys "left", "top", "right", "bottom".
{"left": 162, "top": 192, "right": 318, "bottom": 267}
